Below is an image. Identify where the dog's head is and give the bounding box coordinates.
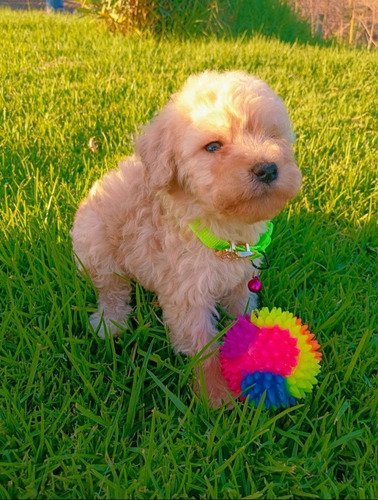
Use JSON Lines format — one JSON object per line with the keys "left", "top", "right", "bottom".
{"left": 136, "top": 71, "right": 302, "bottom": 224}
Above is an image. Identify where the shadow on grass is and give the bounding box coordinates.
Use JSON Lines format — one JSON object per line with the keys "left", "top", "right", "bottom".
{"left": 223, "top": 0, "right": 323, "bottom": 45}
{"left": 157, "top": 0, "right": 325, "bottom": 46}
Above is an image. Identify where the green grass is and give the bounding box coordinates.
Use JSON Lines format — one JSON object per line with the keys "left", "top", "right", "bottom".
{"left": 0, "top": 9, "right": 377, "bottom": 500}
{"left": 79, "top": 0, "right": 319, "bottom": 44}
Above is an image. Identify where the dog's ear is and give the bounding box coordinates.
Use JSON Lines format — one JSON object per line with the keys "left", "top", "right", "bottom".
{"left": 136, "top": 103, "right": 178, "bottom": 190}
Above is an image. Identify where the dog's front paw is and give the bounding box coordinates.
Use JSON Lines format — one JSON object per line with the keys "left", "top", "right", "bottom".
{"left": 89, "top": 312, "right": 122, "bottom": 339}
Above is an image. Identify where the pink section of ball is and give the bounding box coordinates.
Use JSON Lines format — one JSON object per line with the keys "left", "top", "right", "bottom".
{"left": 248, "top": 277, "right": 262, "bottom": 293}
{"left": 249, "top": 326, "right": 299, "bottom": 374}
{"left": 220, "top": 324, "right": 300, "bottom": 396}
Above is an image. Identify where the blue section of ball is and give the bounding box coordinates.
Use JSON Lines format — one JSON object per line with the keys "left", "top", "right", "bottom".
{"left": 240, "top": 371, "right": 297, "bottom": 409}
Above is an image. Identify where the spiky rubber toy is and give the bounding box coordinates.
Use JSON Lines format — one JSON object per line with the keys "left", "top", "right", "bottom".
{"left": 220, "top": 307, "right": 321, "bottom": 409}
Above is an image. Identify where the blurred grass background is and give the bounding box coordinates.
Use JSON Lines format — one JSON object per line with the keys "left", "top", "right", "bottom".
{"left": 77, "top": 0, "right": 317, "bottom": 43}
{"left": 76, "top": 0, "right": 377, "bottom": 47}
{"left": 2, "top": 0, "right": 376, "bottom": 47}
{"left": 0, "top": 4, "right": 377, "bottom": 499}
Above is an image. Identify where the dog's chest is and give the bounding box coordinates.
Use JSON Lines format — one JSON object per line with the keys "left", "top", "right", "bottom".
{"left": 188, "top": 247, "right": 251, "bottom": 299}
{"left": 212, "top": 257, "right": 251, "bottom": 297}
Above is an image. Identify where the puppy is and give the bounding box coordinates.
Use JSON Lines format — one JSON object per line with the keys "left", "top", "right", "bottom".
{"left": 71, "top": 71, "right": 302, "bottom": 405}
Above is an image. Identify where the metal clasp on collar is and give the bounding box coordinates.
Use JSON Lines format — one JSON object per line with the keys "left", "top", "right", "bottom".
{"left": 215, "top": 242, "right": 255, "bottom": 260}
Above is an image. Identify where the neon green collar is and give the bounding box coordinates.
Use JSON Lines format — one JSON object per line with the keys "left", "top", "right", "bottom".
{"left": 188, "top": 220, "right": 273, "bottom": 260}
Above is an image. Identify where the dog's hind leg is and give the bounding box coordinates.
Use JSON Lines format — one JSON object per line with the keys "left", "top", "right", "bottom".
{"left": 89, "top": 271, "right": 132, "bottom": 338}
{"left": 71, "top": 204, "right": 133, "bottom": 338}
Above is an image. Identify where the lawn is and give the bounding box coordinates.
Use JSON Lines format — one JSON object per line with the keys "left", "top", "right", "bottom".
{"left": 0, "top": 8, "right": 377, "bottom": 499}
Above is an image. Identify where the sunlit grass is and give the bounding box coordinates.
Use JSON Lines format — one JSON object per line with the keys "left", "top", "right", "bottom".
{"left": 0, "top": 9, "right": 377, "bottom": 500}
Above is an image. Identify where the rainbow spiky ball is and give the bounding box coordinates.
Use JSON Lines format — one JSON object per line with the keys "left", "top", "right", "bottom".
{"left": 220, "top": 308, "right": 321, "bottom": 409}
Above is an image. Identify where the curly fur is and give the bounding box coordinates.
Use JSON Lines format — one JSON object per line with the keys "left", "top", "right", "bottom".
{"left": 71, "top": 70, "right": 302, "bottom": 405}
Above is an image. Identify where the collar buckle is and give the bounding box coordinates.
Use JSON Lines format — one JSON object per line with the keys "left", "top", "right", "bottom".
{"left": 215, "top": 242, "right": 255, "bottom": 260}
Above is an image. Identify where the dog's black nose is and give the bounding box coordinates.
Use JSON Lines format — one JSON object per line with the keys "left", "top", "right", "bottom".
{"left": 254, "top": 163, "right": 278, "bottom": 184}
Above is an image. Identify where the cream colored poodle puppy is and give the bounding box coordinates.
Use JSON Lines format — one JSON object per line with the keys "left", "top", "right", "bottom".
{"left": 71, "top": 70, "right": 302, "bottom": 405}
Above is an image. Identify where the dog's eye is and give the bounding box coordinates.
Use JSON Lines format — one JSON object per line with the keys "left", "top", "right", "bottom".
{"left": 205, "top": 141, "right": 223, "bottom": 152}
